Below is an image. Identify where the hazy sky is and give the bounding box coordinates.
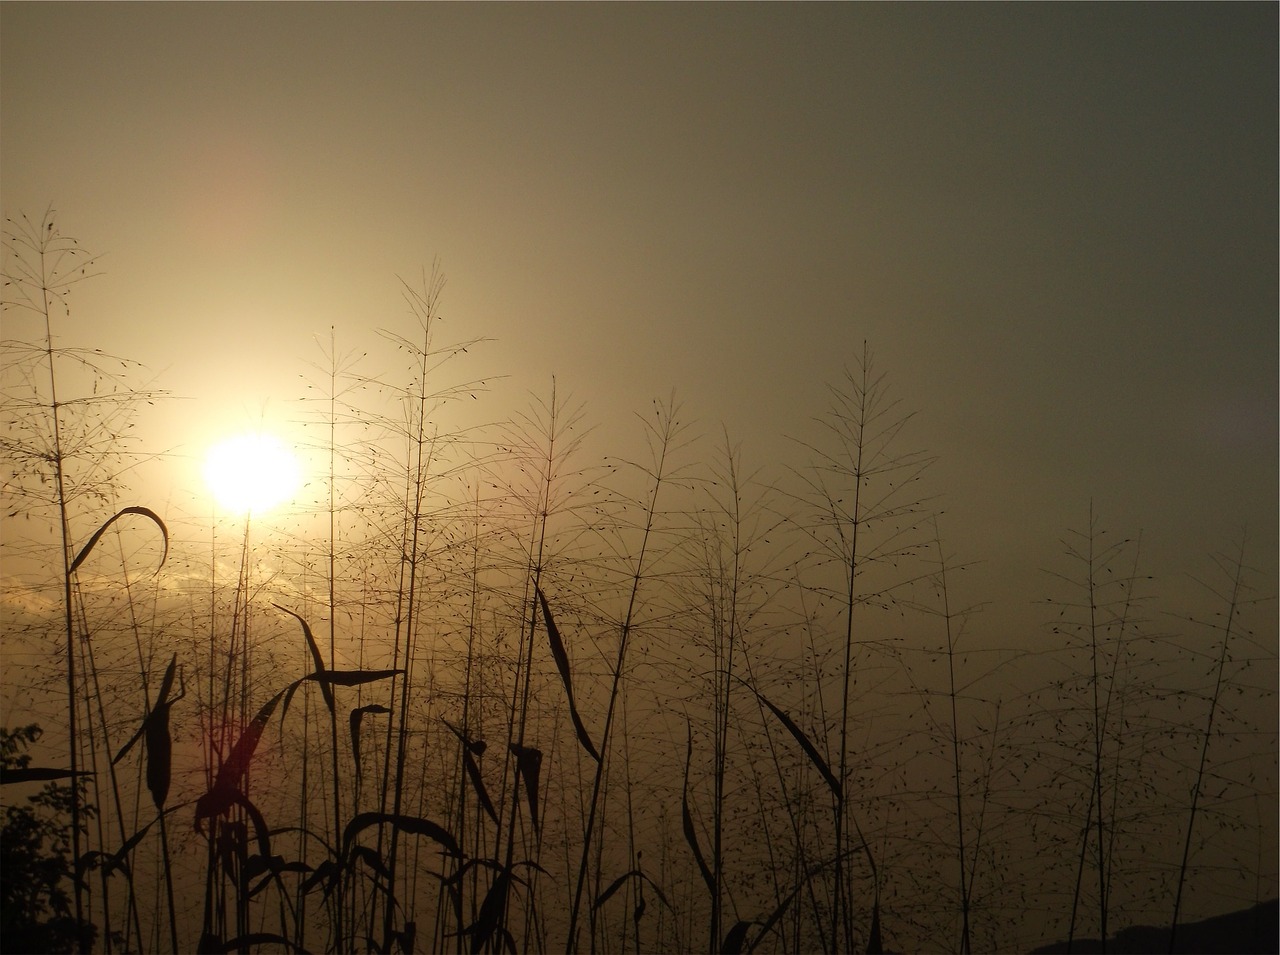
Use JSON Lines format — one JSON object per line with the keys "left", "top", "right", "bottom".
{"left": 2, "top": 2, "right": 1276, "bottom": 628}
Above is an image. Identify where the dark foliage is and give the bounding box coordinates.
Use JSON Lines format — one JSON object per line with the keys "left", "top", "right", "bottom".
{"left": 1030, "top": 898, "right": 1280, "bottom": 954}
{"left": 0, "top": 725, "right": 98, "bottom": 953}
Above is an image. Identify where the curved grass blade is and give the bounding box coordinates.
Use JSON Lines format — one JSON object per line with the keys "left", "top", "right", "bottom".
{"left": 465, "top": 865, "right": 512, "bottom": 955}
{"left": 509, "top": 743, "right": 543, "bottom": 833}
{"left": 536, "top": 585, "right": 600, "bottom": 761}
{"left": 593, "top": 869, "right": 673, "bottom": 913}
{"left": 245, "top": 855, "right": 311, "bottom": 881}
{"left": 350, "top": 704, "right": 390, "bottom": 779}
{"left": 351, "top": 845, "right": 391, "bottom": 879}
{"left": 216, "top": 933, "right": 309, "bottom": 954}
{"left": 682, "top": 722, "right": 714, "bottom": 893}
{"left": 219, "top": 687, "right": 287, "bottom": 792}
{"left": 196, "top": 687, "right": 288, "bottom": 827}
{"left": 69, "top": 505, "right": 169, "bottom": 576}
{"left": 267, "top": 824, "right": 335, "bottom": 861}
{"left": 593, "top": 870, "right": 635, "bottom": 911}
{"left": 746, "top": 849, "right": 858, "bottom": 953}
{"left": 300, "top": 859, "right": 341, "bottom": 899}
{"left": 236, "top": 791, "right": 273, "bottom": 859}
{"left": 341, "top": 811, "right": 460, "bottom": 860}
{"left": 463, "top": 750, "right": 498, "bottom": 824}
{"left": 747, "top": 681, "right": 842, "bottom": 801}
{"left": 275, "top": 604, "right": 334, "bottom": 716}
{"left": 723, "top": 920, "right": 754, "bottom": 955}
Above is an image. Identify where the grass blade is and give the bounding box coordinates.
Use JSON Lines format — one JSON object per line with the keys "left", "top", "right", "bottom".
{"left": 215, "top": 933, "right": 308, "bottom": 954}
{"left": 305, "top": 668, "right": 403, "bottom": 687}
{"left": 465, "top": 866, "right": 512, "bottom": 954}
{"left": 867, "top": 897, "right": 883, "bottom": 954}
{"left": 463, "top": 750, "right": 498, "bottom": 824}
{"left": 144, "top": 698, "right": 173, "bottom": 809}
{"left": 682, "top": 722, "right": 714, "bottom": 893}
{"left": 275, "top": 604, "right": 334, "bottom": 716}
{"left": 509, "top": 743, "right": 543, "bottom": 833}
{"left": 748, "top": 682, "right": 843, "bottom": 801}
{"left": 593, "top": 869, "right": 673, "bottom": 914}
{"left": 1, "top": 766, "right": 91, "bottom": 784}
{"left": 537, "top": 585, "right": 601, "bottom": 761}
{"left": 350, "top": 704, "right": 390, "bottom": 779}
{"left": 723, "top": 920, "right": 753, "bottom": 955}
{"left": 341, "top": 811, "right": 460, "bottom": 860}
{"left": 196, "top": 686, "right": 288, "bottom": 826}
{"left": 68, "top": 505, "right": 169, "bottom": 575}
{"left": 441, "top": 717, "right": 487, "bottom": 755}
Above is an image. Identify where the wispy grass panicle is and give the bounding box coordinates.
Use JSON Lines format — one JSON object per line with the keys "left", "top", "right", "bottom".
{"left": 786, "top": 344, "right": 935, "bottom": 953}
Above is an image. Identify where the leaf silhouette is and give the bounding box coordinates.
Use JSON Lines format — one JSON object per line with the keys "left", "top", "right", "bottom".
{"left": 463, "top": 750, "right": 498, "bottom": 823}
{"left": 275, "top": 604, "right": 334, "bottom": 716}
{"left": 592, "top": 869, "right": 672, "bottom": 913}
{"left": 97, "top": 811, "right": 171, "bottom": 877}
{"left": 1, "top": 766, "right": 91, "bottom": 784}
{"left": 236, "top": 791, "right": 273, "bottom": 860}
{"left": 867, "top": 896, "right": 883, "bottom": 955}
{"left": 748, "top": 682, "right": 843, "bottom": 801}
{"left": 441, "top": 717, "right": 486, "bottom": 755}
{"left": 113, "top": 654, "right": 183, "bottom": 809}
{"left": 300, "top": 859, "right": 341, "bottom": 900}
{"left": 537, "top": 585, "right": 600, "bottom": 761}
{"left": 593, "top": 870, "right": 635, "bottom": 912}
{"left": 745, "top": 850, "right": 858, "bottom": 953}
{"left": 146, "top": 655, "right": 183, "bottom": 809}
{"left": 349, "top": 704, "right": 390, "bottom": 779}
{"left": 216, "top": 934, "right": 309, "bottom": 954}
{"left": 69, "top": 505, "right": 168, "bottom": 576}
{"left": 196, "top": 687, "right": 287, "bottom": 827}
{"left": 219, "top": 688, "right": 286, "bottom": 793}
{"left": 341, "top": 812, "right": 459, "bottom": 861}
{"left": 144, "top": 698, "right": 174, "bottom": 809}
{"left": 305, "top": 668, "right": 402, "bottom": 687}
{"left": 682, "top": 722, "right": 714, "bottom": 893}
{"left": 439, "top": 719, "right": 497, "bottom": 821}
{"left": 465, "top": 865, "right": 512, "bottom": 955}
{"left": 723, "top": 920, "right": 754, "bottom": 955}
{"left": 509, "top": 743, "right": 543, "bottom": 833}
{"left": 351, "top": 844, "right": 390, "bottom": 879}
{"left": 152, "top": 652, "right": 179, "bottom": 709}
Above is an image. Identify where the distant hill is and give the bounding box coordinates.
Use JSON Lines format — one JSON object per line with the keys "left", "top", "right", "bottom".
{"left": 1030, "top": 898, "right": 1278, "bottom": 954}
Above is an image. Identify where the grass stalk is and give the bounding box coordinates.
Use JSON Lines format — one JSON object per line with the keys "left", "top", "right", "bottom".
{"left": 1169, "top": 533, "right": 1251, "bottom": 951}
{"left": 565, "top": 396, "right": 685, "bottom": 954}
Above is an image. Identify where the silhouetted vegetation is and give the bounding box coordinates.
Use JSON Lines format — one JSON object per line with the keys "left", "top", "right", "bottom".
{"left": 2, "top": 213, "right": 1275, "bottom": 953}
{"left": 1, "top": 725, "right": 100, "bottom": 953}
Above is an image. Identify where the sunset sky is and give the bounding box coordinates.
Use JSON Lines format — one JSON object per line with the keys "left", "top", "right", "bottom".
{"left": 3, "top": 1, "right": 1276, "bottom": 674}
{"left": 4, "top": 3, "right": 1276, "bottom": 590}
{"left": 1, "top": 4, "right": 1276, "bottom": 950}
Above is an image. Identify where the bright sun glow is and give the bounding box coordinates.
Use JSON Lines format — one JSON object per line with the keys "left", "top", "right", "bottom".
{"left": 203, "top": 433, "right": 301, "bottom": 515}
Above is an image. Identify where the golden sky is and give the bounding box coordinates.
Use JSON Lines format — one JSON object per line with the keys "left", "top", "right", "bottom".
{"left": 1, "top": 5, "right": 1276, "bottom": 949}
{"left": 2, "top": 0, "right": 1275, "bottom": 639}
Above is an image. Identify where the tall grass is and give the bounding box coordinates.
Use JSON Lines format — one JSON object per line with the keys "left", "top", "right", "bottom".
{"left": 2, "top": 216, "right": 1275, "bottom": 954}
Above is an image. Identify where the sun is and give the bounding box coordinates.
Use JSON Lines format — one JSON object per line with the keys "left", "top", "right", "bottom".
{"left": 203, "top": 432, "right": 301, "bottom": 515}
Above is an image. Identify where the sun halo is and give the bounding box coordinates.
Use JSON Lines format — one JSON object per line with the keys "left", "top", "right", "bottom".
{"left": 203, "top": 432, "right": 301, "bottom": 515}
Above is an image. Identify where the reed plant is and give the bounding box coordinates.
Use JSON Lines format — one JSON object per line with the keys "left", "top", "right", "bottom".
{"left": 2, "top": 214, "right": 1275, "bottom": 954}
